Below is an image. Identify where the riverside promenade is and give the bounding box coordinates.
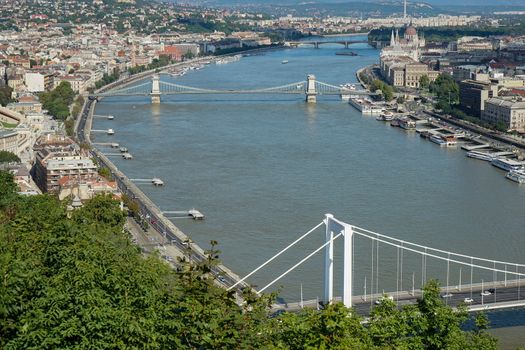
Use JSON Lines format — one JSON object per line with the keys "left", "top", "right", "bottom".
{"left": 75, "top": 61, "right": 250, "bottom": 292}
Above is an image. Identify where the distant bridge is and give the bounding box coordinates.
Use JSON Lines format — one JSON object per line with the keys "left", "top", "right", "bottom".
{"left": 285, "top": 40, "right": 369, "bottom": 49}
{"left": 90, "top": 74, "right": 379, "bottom": 104}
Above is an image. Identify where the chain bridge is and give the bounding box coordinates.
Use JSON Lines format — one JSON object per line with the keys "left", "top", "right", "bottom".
{"left": 90, "top": 74, "right": 378, "bottom": 104}
{"left": 229, "top": 214, "right": 525, "bottom": 316}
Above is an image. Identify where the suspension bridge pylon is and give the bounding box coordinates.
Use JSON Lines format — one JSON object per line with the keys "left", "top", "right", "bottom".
{"left": 306, "top": 74, "right": 317, "bottom": 103}
{"left": 151, "top": 74, "right": 161, "bottom": 104}
{"left": 325, "top": 214, "right": 354, "bottom": 307}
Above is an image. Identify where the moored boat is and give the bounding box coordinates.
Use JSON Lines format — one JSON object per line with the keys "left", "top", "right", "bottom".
{"left": 466, "top": 151, "right": 493, "bottom": 161}
{"left": 491, "top": 158, "right": 525, "bottom": 172}
{"left": 506, "top": 169, "right": 525, "bottom": 184}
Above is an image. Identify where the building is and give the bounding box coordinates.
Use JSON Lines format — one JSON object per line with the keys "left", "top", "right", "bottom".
{"left": 32, "top": 135, "right": 98, "bottom": 193}
{"left": 482, "top": 98, "right": 525, "bottom": 132}
{"left": 0, "top": 130, "right": 19, "bottom": 154}
{"left": 380, "top": 26, "right": 425, "bottom": 62}
{"left": 380, "top": 56, "right": 438, "bottom": 88}
{"left": 24, "top": 72, "right": 53, "bottom": 92}
{"left": 459, "top": 79, "right": 498, "bottom": 117}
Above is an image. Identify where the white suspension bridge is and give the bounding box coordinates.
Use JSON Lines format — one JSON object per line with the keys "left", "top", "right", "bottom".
{"left": 89, "top": 74, "right": 379, "bottom": 104}
{"left": 228, "top": 214, "right": 525, "bottom": 315}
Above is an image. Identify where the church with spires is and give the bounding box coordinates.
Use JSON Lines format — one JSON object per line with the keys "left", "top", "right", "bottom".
{"left": 381, "top": 25, "right": 425, "bottom": 61}
{"left": 379, "top": 25, "right": 438, "bottom": 88}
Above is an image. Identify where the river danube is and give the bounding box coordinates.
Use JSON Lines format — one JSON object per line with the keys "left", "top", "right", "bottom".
{"left": 93, "top": 37, "right": 525, "bottom": 305}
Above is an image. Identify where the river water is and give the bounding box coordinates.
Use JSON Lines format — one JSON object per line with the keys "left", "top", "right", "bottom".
{"left": 93, "top": 37, "right": 525, "bottom": 338}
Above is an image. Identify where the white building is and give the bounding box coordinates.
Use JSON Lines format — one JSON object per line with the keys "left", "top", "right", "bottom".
{"left": 482, "top": 98, "right": 525, "bottom": 132}
{"left": 24, "top": 72, "right": 46, "bottom": 92}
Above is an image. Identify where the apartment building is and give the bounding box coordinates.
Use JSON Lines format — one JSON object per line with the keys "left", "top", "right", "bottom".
{"left": 482, "top": 98, "right": 525, "bottom": 132}
{"left": 459, "top": 79, "right": 498, "bottom": 117}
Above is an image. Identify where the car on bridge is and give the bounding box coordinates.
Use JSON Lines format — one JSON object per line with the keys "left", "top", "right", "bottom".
{"left": 480, "top": 290, "right": 492, "bottom": 296}
{"left": 463, "top": 297, "right": 474, "bottom": 304}
{"left": 441, "top": 293, "right": 453, "bottom": 298}
{"left": 375, "top": 295, "right": 394, "bottom": 305}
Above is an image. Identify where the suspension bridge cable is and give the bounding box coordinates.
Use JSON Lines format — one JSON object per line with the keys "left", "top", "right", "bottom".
{"left": 370, "top": 239, "right": 374, "bottom": 306}
{"left": 470, "top": 257, "right": 474, "bottom": 299}
{"left": 518, "top": 264, "right": 520, "bottom": 301}
{"left": 400, "top": 242, "right": 404, "bottom": 294}
{"left": 353, "top": 225, "right": 525, "bottom": 268}
{"left": 228, "top": 221, "right": 324, "bottom": 290}
{"left": 396, "top": 246, "right": 400, "bottom": 301}
{"left": 376, "top": 237, "right": 379, "bottom": 296}
{"left": 258, "top": 231, "right": 343, "bottom": 294}
{"left": 352, "top": 231, "right": 525, "bottom": 278}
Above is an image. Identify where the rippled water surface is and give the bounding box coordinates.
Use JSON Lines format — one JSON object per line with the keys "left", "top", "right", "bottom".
{"left": 93, "top": 37, "right": 525, "bottom": 306}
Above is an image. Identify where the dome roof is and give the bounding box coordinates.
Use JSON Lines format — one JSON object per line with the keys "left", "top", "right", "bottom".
{"left": 405, "top": 26, "right": 417, "bottom": 36}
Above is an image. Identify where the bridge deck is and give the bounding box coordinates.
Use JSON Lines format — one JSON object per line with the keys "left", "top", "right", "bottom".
{"left": 273, "top": 278, "right": 525, "bottom": 315}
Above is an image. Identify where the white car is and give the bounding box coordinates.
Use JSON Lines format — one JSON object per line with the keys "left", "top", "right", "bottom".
{"left": 441, "top": 293, "right": 453, "bottom": 298}
{"left": 375, "top": 295, "right": 394, "bottom": 305}
{"left": 463, "top": 297, "right": 474, "bottom": 304}
{"left": 480, "top": 291, "right": 492, "bottom": 296}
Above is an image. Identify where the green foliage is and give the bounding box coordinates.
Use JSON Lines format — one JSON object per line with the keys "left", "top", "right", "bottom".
{"left": 370, "top": 79, "right": 394, "bottom": 101}
{"left": 39, "top": 81, "right": 76, "bottom": 120}
{"left": 430, "top": 73, "right": 459, "bottom": 108}
{"left": 0, "top": 86, "right": 13, "bottom": 107}
{"left": 128, "top": 55, "right": 172, "bottom": 76}
{"left": 419, "top": 74, "right": 430, "bottom": 89}
{"left": 0, "top": 151, "right": 20, "bottom": 164}
{"left": 0, "top": 172, "right": 498, "bottom": 349}
{"left": 95, "top": 71, "right": 120, "bottom": 89}
{"left": 97, "top": 166, "right": 112, "bottom": 180}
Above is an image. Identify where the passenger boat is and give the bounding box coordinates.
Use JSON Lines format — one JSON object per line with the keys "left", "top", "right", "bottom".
{"left": 119, "top": 147, "right": 128, "bottom": 153}
{"left": 376, "top": 111, "right": 394, "bottom": 121}
{"left": 107, "top": 129, "right": 115, "bottom": 135}
{"left": 430, "top": 135, "right": 457, "bottom": 147}
{"left": 152, "top": 178, "right": 164, "bottom": 186}
{"left": 398, "top": 117, "right": 416, "bottom": 130}
{"left": 349, "top": 98, "right": 383, "bottom": 115}
{"left": 506, "top": 169, "right": 525, "bottom": 184}
{"left": 282, "top": 60, "right": 289, "bottom": 64}
{"left": 390, "top": 118, "right": 400, "bottom": 127}
{"left": 491, "top": 158, "right": 525, "bottom": 172}
{"left": 466, "top": 151, "right": 493, "bottom": 161}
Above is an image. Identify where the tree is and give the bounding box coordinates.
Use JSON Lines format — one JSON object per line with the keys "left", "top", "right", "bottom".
{"left": 39, "top": 81, "right": 75, "bottom": 120}
{"left": 0, "top": 151, "right": 20, "bottom": 164}
{"left": 419, "top": 74, "right": 430, "bottom": 89}
{"left": 0, "top": 86, "right": 13, "bottom": 106}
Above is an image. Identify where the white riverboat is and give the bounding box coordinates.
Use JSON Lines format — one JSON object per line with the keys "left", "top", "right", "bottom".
{"left": 377, "top": 111, "right": 394, "bottom": 121}
{"left": 430, "top": 134, "right": 457, "bottom": 147}
{"left": 466, "top": 151, "right": 493, "bottom": 161}
{"left": 349, "top": 98, "right": 383, "bottom": 115}
{"left": 506, "top": 169, "right": 525, "bottom": 184}
{"left": 107, "top": 128, "right": 115, "bottom": 135}
{"left": 491, "top": 158, "right": 525, "bottom": 172}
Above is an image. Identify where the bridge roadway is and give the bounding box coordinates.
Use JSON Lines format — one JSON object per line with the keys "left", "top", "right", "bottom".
{"left": 76, "top": 86, "right": 249, "bottom": 294}
{"left": 285, "top": 40, "right": 369, "bottom": 48}
{"left": 272, "top": 279, "right": 525, "bottom": 315}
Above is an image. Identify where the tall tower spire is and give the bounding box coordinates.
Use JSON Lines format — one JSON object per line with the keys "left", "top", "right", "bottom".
{"left": 390, "top": 29, "right": 395, "bottom": 47}
{"left": 404, "top": 0, "right": 407, "bottom": 19}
